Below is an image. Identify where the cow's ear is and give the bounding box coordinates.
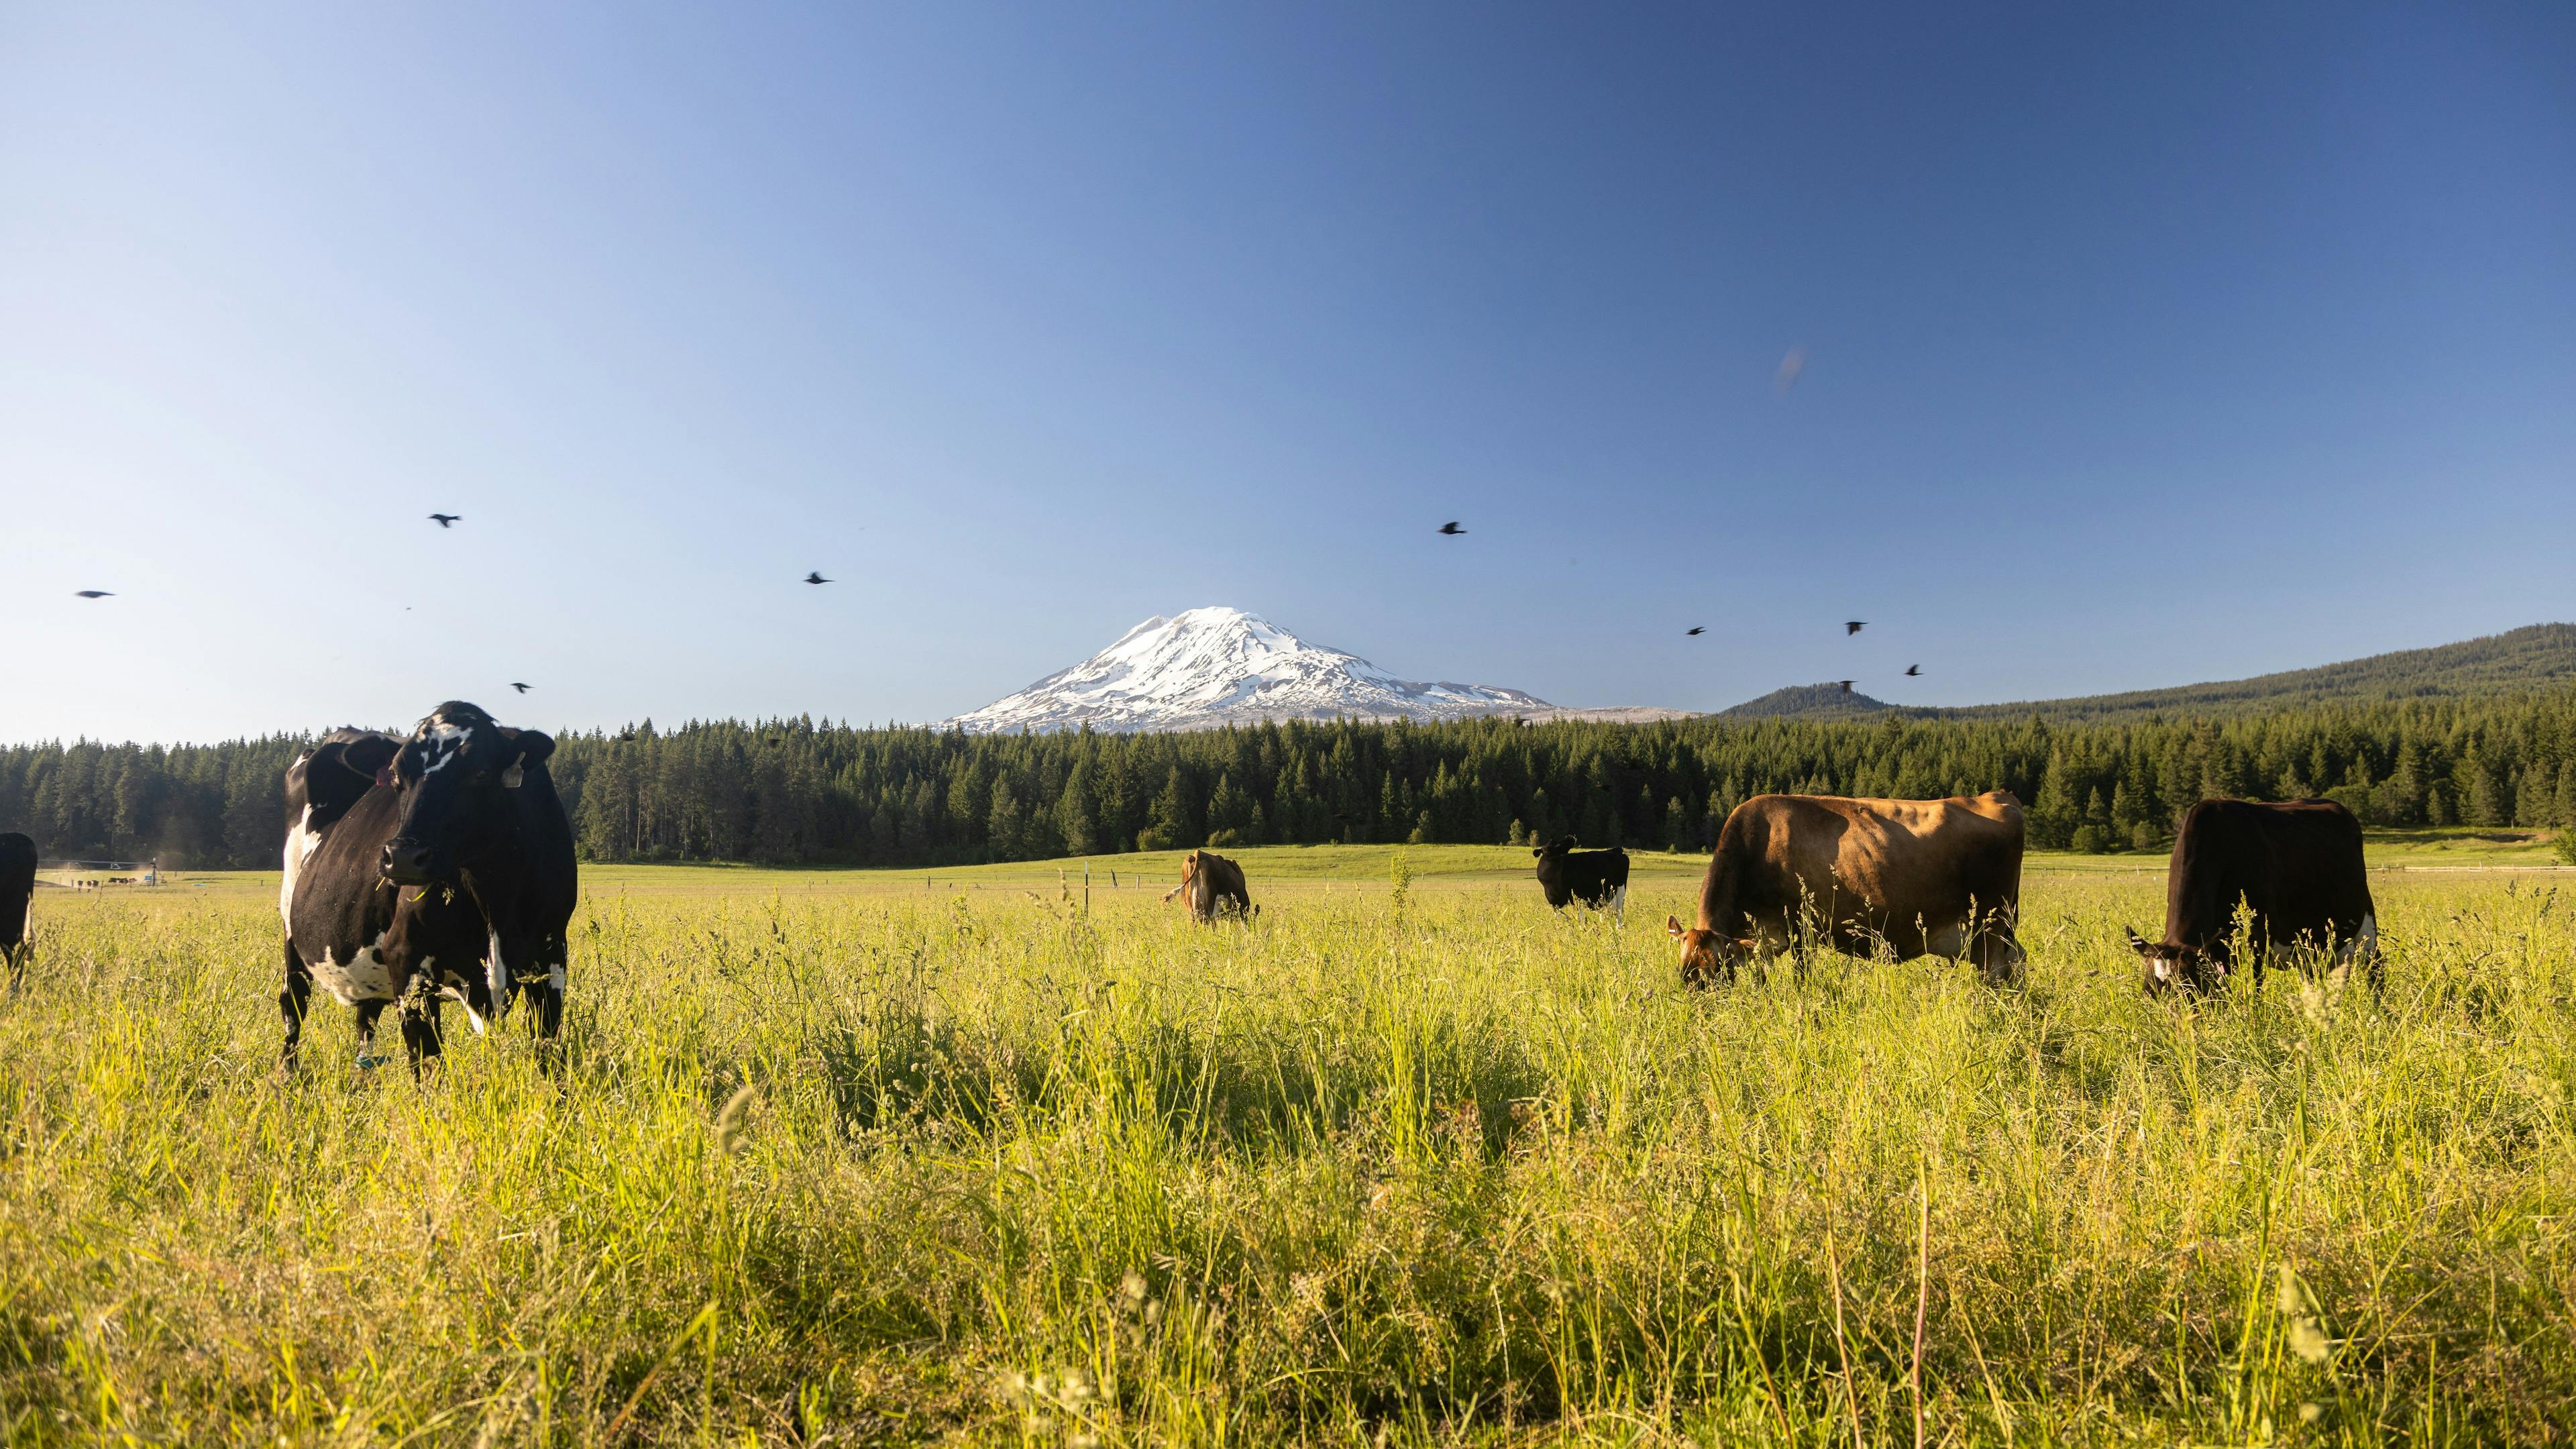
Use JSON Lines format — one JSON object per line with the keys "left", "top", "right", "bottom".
{"left": 337, "top": 735, "right": 399, "bottom": 786}
{"left": 2124, "top": 926, "right": 2156, "bottom": 957}
{"left": 1531, "top": 847, "right": 1545, "bottom": 857}
{"left": 500, "top": 729, "right": 555, "bottom": 766}
{"left": 1666, "top": 915, "right": 1686, "bottom": 939}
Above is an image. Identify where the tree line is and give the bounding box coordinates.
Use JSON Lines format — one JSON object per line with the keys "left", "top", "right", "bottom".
{"left": 5, "top": 690, "right": 2574, "bottom": 869}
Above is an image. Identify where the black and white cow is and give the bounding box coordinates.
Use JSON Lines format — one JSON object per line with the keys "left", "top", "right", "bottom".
{"left": 279, "top": 703, "right": 576, "bottom": 1069}
{"left": 1, "top": 830, "right": 36, "bottom": 986}
{"left": 2125, "top": 797, "right": 2378, "bottom": 994}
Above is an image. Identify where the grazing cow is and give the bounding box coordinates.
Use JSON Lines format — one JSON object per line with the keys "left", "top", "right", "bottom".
{"left": 1667, "top": 791, "right": 2026, "bottom": 985}
{"left": 279, "top": 704, "right": 576, "bottom": 1069}
{"left": 2125, "top": 798, "right": 2377, "bottom": 994}
{"left": 1532, "top": 837, "right": 1629, "bottom": 916}
{"left": 1164, "top": 849, "right": 1254, "bottom": 923}
{"left": 1, "top": 831, "right": 36, "bottom": 985}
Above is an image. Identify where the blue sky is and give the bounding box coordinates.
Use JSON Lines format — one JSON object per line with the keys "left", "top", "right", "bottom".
{"left": 4, "top": 2, "right": 2570, "bottom": 743}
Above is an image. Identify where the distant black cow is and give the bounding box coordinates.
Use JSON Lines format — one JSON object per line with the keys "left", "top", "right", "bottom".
{"left": 279, "top": 703, "right": 576, "bottom": 1070}
{"left": 1533, "top": 837, "right": 1629, "bottom": 918}
{"left": 2125, "top": 798, "right": 2378, "bottom": 994}
{"left": 1, "top": 832, "right": 36, "bottom": 986}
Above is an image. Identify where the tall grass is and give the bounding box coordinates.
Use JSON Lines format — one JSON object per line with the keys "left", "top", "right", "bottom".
{"left": 2, "top": 869, "right": 2571, "bottom": 1444}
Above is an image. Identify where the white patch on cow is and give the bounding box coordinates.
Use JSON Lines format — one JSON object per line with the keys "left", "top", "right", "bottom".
{"left": 2150, "top": 955, "right": 2178, "bottom": 983}
{"left": 417, "top": 719, "right": 473, "bottom": 775}
{"left": 2337, "top": 912, "right": 2379, "bottom": 965}
{"left": 486, "top": 927, "right": 511, "bottom": 1002}
{"left": 422, "top": 722, "right": 468, "bottom": 768}
{"left": 1608, "top": 883, "right": 1628, "bottom": 923}
{"left": 278, "top": 804, "right": 322, "bottom": 931}
{"left": 547, "top": 961, "right": 567, "bottom": 991}
{"left": 313, "top": 935, "right": 398, "bottom": 1005}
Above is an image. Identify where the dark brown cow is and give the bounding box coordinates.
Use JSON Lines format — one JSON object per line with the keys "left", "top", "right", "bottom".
{"left": 1532, "top": 837, "right": 1630, "bottom": 917}
{"left": 1163, "top": 849, "right": 1254, "bottom": 924}
{"left": 1, "top": 831, "right": 35, "bottom": 987}
{"left": 2125, "top": 798, "right": 2377, "bottom": 994}
{"left": 1667, "top": 791, "right": 2027, "bottom": 985}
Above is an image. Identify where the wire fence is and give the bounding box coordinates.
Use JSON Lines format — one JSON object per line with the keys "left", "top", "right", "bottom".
{"left": 35, "top": 859, "right": 159, "bottom": 888}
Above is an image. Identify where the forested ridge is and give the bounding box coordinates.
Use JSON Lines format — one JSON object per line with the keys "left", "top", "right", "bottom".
{"left": 8, "top": 687, "right": 2576, "bottom": 868}
{"left": 1904, "top": 623, "right": 2576, "bottom": 722}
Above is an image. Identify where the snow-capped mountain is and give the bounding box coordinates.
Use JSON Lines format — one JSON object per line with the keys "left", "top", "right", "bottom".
{"left": 948, "top": 607, "right": 1554, "bottom": 733}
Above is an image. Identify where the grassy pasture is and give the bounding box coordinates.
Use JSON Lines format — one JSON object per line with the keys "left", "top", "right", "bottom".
{"left": 2, "top": 850, "right": 2573, "bottom": 1445}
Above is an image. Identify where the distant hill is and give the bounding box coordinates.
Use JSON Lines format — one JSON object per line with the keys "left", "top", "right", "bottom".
{"left": 1719, "top": 623, "right": 2576, "bottom": 722}
{"left": 1719, "top": 682, "right": 1898, "bottom": 718}
{"left": 1943, "top": 623, "right": 2576, "bottom": 722}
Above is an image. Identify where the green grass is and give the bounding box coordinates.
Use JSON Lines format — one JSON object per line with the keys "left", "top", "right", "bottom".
{"left": 4, "top": 853, "right": 2573, "bottom": 1444}
{"left": 130, "top": 828, "right": 2573, "bottom": 904}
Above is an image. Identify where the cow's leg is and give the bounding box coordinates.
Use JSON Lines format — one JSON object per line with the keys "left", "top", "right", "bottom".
{"left": 513, "top": 931, "right": 567, "bottom": 1044}
{"left": 278, "top": 938, "right": 313, "bottom": 1069}
{"left": 353, "top": 999, "right": 390, "bottom": 1069}
{"left": 400, "top": 994, "right": 443, "bottom": 1075}
{"left": 1608, "top": 884, "right": 1627, "bottom": 924}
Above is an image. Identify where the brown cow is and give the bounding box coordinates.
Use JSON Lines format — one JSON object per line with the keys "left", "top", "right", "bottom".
{"left": 1667, "top": 791, "right": 2027, "bottom": 986}
{"left": 1163, "top": 849, "right": 1254, "bottom": 924}
{"left": 2125, "top": 798, "right": 2378, "bottom": 994}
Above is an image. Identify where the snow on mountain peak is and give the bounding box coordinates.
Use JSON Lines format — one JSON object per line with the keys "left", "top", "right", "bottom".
{"left": 948, "top": 608, "right": 1552, "bottom": 733}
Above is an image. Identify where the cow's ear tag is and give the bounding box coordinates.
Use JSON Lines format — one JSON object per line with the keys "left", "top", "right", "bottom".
{"left": 502, "top": 755, "right": 525, "bottom": 789}
{"left": 374, "top": 765, "right": 395, "bottom": 788}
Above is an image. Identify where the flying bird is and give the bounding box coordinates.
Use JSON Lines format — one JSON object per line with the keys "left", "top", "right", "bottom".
{"left": 804, "top": 572, "right": 831, "bottom": 585}
{"left": 1437, "top": 522, "right": 1466, "bottom": 535}
{"left": 73, "top": 590, "right": 114, "bottom": 599}
{"left": 1686, "top": 626, "right": 1706, "bottom": 636}
{"left": 1776, "top": 347, "right": 1807, "bottom": 394}
{"left": 510, "top": 682, "right": 531, "bottom": 694}
{"left": 1837, "top": 680, "right": 1856, "bottom": 694}
{"left": 429, "top": 513, "right": 460, "bottom": 528}
{"left": 1905, "top": 664, "right": 1922, "bottom": 677}
{"left": 1844, "top": 621, "right": 1866, "bottom": 635}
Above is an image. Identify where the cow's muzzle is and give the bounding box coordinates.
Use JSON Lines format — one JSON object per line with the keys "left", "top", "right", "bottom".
{"left": 380, "top": 838, "right": 451, "bottom": 884}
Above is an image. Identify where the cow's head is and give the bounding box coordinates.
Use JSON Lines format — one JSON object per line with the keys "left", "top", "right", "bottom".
{"left": 382, "top": 702, "right": 553, "bottom": 885}
{"left": 2126, "top": 927, "right": 2222, "bottom": 994}
{"left": 1532, "top": 836, "right": 1576, "bottom": 862}
{"left": 298, "top": 729, "right": 400, "bottom": 822}
{"left": 1162, "top": 851, "right": 1202, "bottom": 904}
{"left": 1668, "top": 915, "right": 1754, "bottom": 986}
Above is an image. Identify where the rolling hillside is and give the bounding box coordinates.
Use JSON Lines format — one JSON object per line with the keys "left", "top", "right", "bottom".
{"left": 1725, "top": 623, "right": 2576, "bottom": 722}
